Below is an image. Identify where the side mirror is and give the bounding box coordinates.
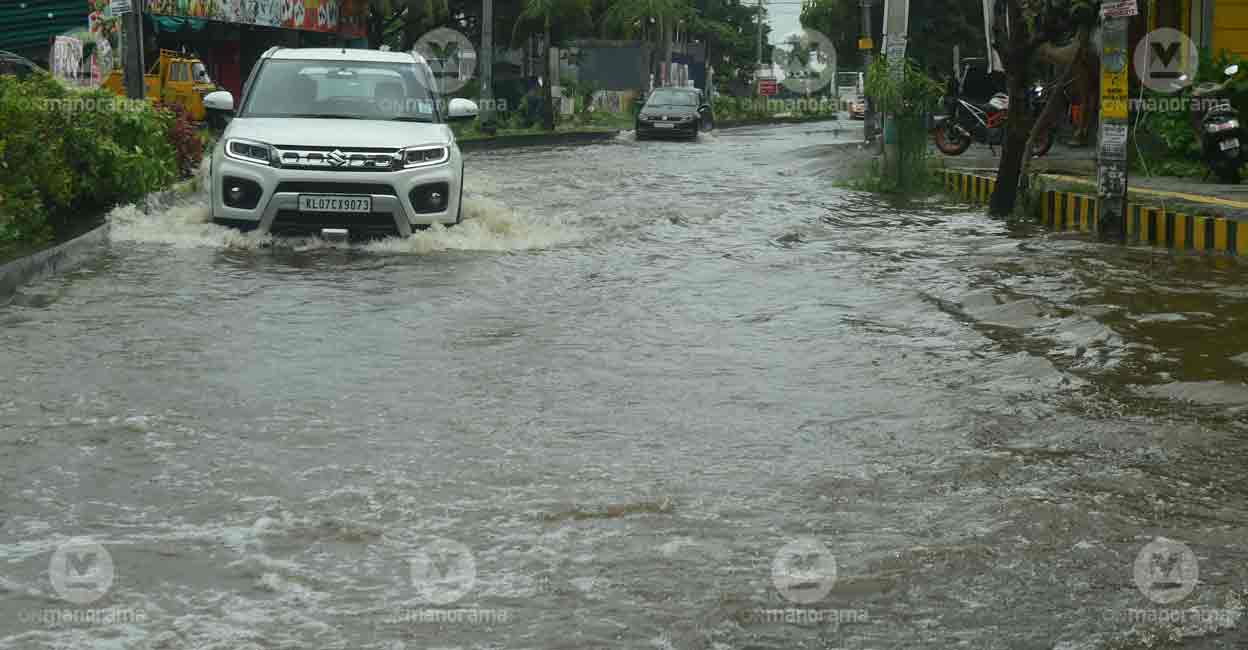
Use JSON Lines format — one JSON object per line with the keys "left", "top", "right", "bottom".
{"left": 203, "top": 90, "right": 234, "bottom": 113}
{"left": 1226, "top": 64, "right": 1240, "bottom": 77}
{"left": 447, "top": 97, "right": 479, "bottom": 121}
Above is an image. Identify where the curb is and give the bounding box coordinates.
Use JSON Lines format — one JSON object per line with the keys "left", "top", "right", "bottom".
{"left": 459, "top": 130, "right": 620, "bottom": 152}
{"left": 0, "top": 222, "right": 110, "bottom": 298}
{"left": 942, "top": 169, "right": 1248, "bottom": 256}
{"left": 716, "top": 116, "right": 841, "bottom": 130}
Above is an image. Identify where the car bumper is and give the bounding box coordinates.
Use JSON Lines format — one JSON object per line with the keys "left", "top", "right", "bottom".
{"left": 636, "top": 120, "right": 699, "bottom": 138}
{"left": 209, "top": 144, "right": 463, "bottom": 237}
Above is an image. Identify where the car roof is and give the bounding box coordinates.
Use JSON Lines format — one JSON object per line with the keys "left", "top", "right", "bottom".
{"left": 266, "top": 48, "right": 427, "bottom": 66}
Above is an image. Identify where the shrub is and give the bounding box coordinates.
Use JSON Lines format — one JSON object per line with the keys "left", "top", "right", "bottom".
{"left": 154, "top": 101, "right": 204, "bottom": 178}
{"left": 0, "top": 72, "right": 179, "bottom": 246}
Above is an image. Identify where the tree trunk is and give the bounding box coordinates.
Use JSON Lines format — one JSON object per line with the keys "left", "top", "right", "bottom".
{"left": 542, "top": 15, "right": 555, "bottom": 131}
{"left": 1020, "top": 26, "right": 1089, "bottom": 183}
{"left": 989, "top": 0, "right": 1034, "bottom": 217}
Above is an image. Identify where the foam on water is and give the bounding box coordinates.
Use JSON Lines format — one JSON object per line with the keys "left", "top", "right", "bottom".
{"left": 106, "top": 181, "right": 583, "bottom": 254}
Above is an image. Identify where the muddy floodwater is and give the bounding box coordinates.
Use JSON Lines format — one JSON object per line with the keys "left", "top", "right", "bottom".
{"left": 4, "top": 123, "right": 1248, "bottom": 649}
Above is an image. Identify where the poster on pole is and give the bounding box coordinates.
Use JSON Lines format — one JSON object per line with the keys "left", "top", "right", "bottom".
{"left": 1101, "top": 0, "right": 1138, "bottom": 18}
{"left": 109, "top": 0, "right": 131, "bottom": 15}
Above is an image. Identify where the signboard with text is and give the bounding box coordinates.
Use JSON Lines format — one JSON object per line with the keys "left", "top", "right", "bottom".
{"left": 1101, "top": 0, "right": 1138, "bottom": 18}
{"left": 759, "top": 78, "right": 778, "bottom": 96}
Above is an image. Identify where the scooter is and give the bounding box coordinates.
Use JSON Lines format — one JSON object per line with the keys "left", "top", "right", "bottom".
{"left": 1192, "top": 64, "right": 1244, "bottom": 184}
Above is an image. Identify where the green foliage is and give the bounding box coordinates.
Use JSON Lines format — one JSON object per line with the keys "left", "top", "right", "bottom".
{"left": 864, "top": 56, "right": 944, "bottom": 117}
{"left": 0, "top": 73, "right": 179, "bottom": 246}
{"left": 863, "top": 57, "right": 944, "bottom": 194}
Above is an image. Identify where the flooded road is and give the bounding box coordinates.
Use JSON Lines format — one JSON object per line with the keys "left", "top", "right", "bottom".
{"left": 3, "top": 122, "right": 1248, "bottom": 649}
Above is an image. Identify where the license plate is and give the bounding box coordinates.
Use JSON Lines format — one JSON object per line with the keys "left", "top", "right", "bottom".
{"left": 298, "top": 195, "right": 372, "bottom": 213}
{"left": 1221, "top": 138, "right": 1240, "bottom": 151}
{"left": 655, "top": 122, "right": 675, "bottom": 129}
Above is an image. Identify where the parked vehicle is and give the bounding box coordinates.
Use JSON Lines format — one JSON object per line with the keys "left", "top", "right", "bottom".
{"left": 1192, "top": 64, "right": 1244, "bottom": 184}
{"left": 0, "top": 50, "right": 41, "bottom": 79}
{"left": 931, "top": 89, "right": 1054, "bottom": 157}
{"left": 206, "top": 47, "right": 478, "bottom": 239}
{"left": 102, "top": 50, "right": 220, "bottom": 122}
{"left": 635, "top": 87, "right": 713, "bottom": 141}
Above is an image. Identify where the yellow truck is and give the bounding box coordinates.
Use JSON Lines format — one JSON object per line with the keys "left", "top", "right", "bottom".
{"left": 103, "top": 49, "right": 218, "bottom": 122}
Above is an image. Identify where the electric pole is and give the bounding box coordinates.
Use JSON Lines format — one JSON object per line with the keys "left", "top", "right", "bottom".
{"left": 859, "top": 0, "right": 874, "bottom": 140}
{"left": 481, "top": 0, "right": 495, "bottom": 134}
{"left": 756, "top": 0, "right": 764, "bottom": 92}
{"left": 121, "top": 0, "right": 144, "bottom": 100}
{"left": 1096, "top": 0, "right": 1131, "bottom": 242}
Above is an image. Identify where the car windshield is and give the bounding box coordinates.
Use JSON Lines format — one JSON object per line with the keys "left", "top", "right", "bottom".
{"left": 647, "top": 89, "right": 698, "bottom": 106}
{"left": 240, "top": 59, "right": 438, "bottom": 121}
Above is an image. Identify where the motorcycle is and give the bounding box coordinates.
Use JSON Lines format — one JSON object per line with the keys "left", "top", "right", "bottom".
{"left": 931, "top": 84, "right": 1054, "bottom": 157}
{"left": 1191, "top": 64, "right": 1244, "bottom": 184}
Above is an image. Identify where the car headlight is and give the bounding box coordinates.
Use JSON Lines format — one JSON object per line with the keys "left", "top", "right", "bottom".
{"left": 398, "top": 146, "right": 449, "bottom": 168}
{"left": 225, "top": 138, "right": 276, "bottom": 166}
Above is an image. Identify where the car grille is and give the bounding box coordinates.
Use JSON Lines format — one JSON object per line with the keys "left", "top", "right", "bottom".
{"left": 272, "top": 146, "right": 401, "bottom": 172}
{"left": 271, "top": 210, "right": 401, "bottom": 239}
{"left": 274, "top": 182, "right": 397, "bottom": 196}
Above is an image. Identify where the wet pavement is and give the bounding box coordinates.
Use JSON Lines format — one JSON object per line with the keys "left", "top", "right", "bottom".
{"left": 3, "top": 123, "right": 1248, "bottom": 650}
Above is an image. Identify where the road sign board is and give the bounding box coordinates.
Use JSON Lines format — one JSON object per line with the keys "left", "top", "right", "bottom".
{"left": 1101, "top": 0, "right": 1138, "bottom": 18}
{"left": 110, "top": 0, "right": 131, "bottom": 15}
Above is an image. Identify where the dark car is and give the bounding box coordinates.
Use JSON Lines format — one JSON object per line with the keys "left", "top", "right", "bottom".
{"left": 635, "top": 87, "right": 713, "bottom": 141}
{"left": 0, "top": 50, "right": 42, "bottom": 79}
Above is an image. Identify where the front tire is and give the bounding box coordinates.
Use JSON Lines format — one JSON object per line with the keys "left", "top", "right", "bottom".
{"left": 212, "top": 218, "right": 258, "bottom": 232}
{"left": 934, "top": 123, "right": 971, "bottom": 155}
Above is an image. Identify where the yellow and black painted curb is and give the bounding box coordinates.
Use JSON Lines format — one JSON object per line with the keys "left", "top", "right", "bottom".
{"left": 941, "top": 169, "right": 1248, "bottom": 256}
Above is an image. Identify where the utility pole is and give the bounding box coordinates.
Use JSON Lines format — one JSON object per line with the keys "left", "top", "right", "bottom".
{"left": 1096, "top": 0, "right": 1132, "bottom": 242}
{"left": 859, "top": 0, "right": 874, "bottom": 140}
{"left": 120, "top": 0, "right": 144, "bottom": 100}
{"left": 756, "top": 0, "right": 764, "bottom": 92}
{"left": 481, "top": 0, "right": 495, "bottom": 134}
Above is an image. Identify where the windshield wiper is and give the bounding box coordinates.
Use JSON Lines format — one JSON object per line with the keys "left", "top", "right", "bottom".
{"left": 390, "top": 116, "right": 433, "bottom": 122}
{"left": 286, "top": 113, "right": 368, "bottom": 120}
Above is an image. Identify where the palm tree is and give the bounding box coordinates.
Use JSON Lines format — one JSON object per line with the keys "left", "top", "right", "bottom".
{"left": 603, "top": 0, "right": 691, "bottom": 89}
{"left": 513, "top": 0, "right": 590, "bottom": 130}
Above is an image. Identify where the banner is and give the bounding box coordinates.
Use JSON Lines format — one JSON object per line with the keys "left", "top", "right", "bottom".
{"left": 144, "top": 0, "right": 367, "bottom": 38}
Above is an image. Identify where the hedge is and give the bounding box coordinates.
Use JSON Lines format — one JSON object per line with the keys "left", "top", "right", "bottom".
{"left": 0, "top": 73, "right": 195, "bottom": 246}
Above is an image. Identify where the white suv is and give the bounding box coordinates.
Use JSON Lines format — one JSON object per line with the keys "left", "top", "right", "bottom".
{"left": 205, "top": 47, "right": 476, "bottom": 238}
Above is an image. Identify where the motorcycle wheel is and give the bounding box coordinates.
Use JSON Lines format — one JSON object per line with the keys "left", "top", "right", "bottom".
{"left": 1030, "top": 129, "right": 1055, "bottom": 157}
{"left": 934, "top": 123, "right": 971, "bottom": 155}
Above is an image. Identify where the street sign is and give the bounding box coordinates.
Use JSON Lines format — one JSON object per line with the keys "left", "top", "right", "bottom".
{"left": 1101, "top": 0, "right": 1137, "bottom": 18}
{"left": 759, "top": 78, "right": 778, "bottom": 96}
{"left": 1101, "top": 47, "right": 1130, "bottom": 120}
{"left": 110, "top": 0, "right": 131, "bottom": 15}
